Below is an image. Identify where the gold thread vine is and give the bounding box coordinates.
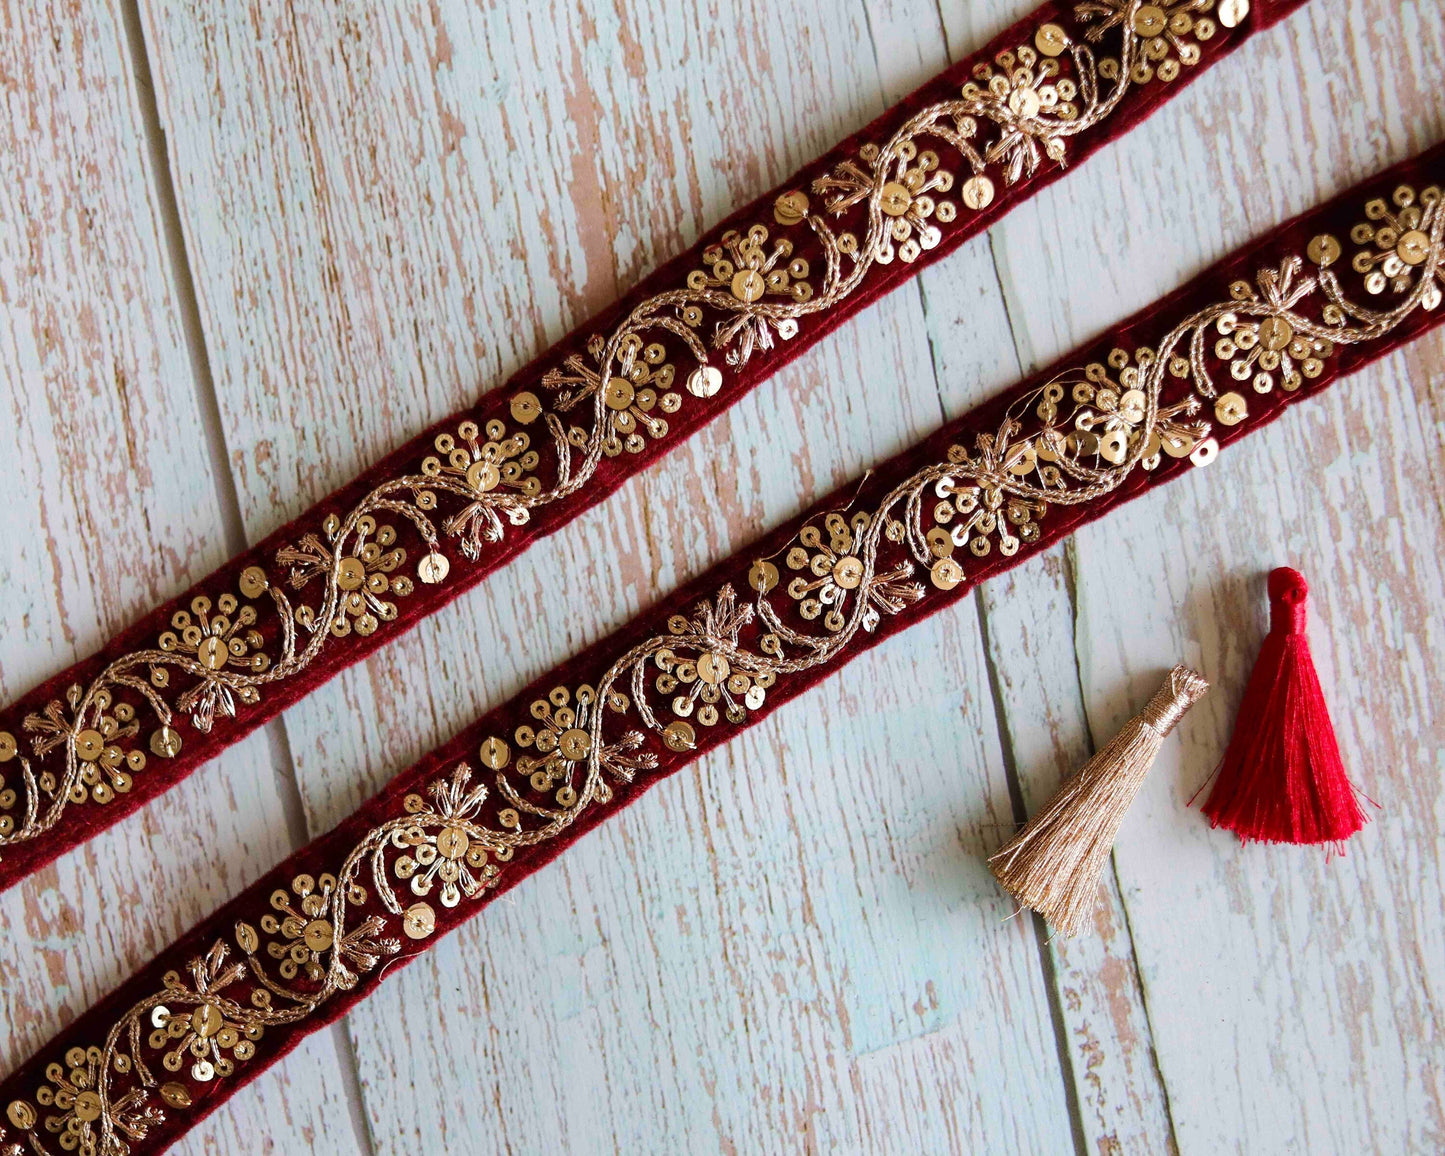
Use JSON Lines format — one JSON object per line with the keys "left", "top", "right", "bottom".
{"left": 3, "top": 169, "right": 1440, "bottom": 1156}
{"left": 0, "top": 1, "right": 1258, "bottom": 862}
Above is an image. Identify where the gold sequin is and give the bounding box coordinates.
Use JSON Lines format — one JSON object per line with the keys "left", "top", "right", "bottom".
{"left": 336, "top": 557, "right": 367, "bottom": 591}
{"left": 403, "top": 902, "right": 436, "bottom": 939}
{"left": 961, "top": 175, "right": 995, "bottom": 210}
{"left": 509, "top": 391, "right": 542, "bottom": 424}
{"left": 1397, "top": 229, "right": 1431, "bottom": 266}
{"left": 1214, "top": 392, "right": 1248, "bottom": 425}
{"left": 74, "top": 729, "right": 104, "bottom": 762}
{"left": 160, "top": 1084, "right": 192, "bottom": 1109}
{"left": 239, "top": 566, "right": 268, "bottom": 599}
{"left": 730, "top": 269, "right": 766, "bottom": 302}
{"left": 604, "top": 377, "right": 637, "bottom": 410}
{"left": 696, "top": 653, "right": 730, "bottom": 686}
{"left": 417, "top": 552, "right": 450, "bottom": 584}
{"left": 773, "top": 190, "right": 810, "bottom": 226}
{"left": 303, "top": 920, "right": 334, "bottom": 952}
{"left": 832, "top": 556, "right": 864, "bottom": 589}
{"left": 191, "top": 1004, "right": 224, "bottom": 1039}
{"left": 687, "top": 366, "right": 723, "bottom": 398}
{"left": 931, "top": 558, "right": 964, "bottom": 590}
{"left": 436, "top": 827, "right": 470, "bottom": 860}
{"left": 150, "top": 727, "right": 182, "bottom": 758}
{"left": 558, "top": 728, "right": 591, "bottom": 760}
{"left": 1258, "top": 316, "right": 1294, "bottom": 351}
{"left": 663, "top": 720, "right": 696, "bottom": 752}
{"left": 1217, "top": 0, "right": 1249, "bottom": 28}
{"left": 479, "top": 736, "right": 510, "bottom": 770}
{"left": 1307, "top": 233, "right": 1341, "bottom": 266}
{"left": 880, "top": 182, "right": 914, "bottom": 217}
{"left": 1131, "top": 5, "right": 1167, "bottom": 37}
{"left": 1035, "top": 22, "right": 1068, "bottom": 56}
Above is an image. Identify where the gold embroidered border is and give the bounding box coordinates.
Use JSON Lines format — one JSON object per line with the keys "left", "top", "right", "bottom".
{"left": 4, "top": 148, "right": 1440, "bottom": 1156}
{"left": 0, "top": 0, "right": 1261, "bottom": 863}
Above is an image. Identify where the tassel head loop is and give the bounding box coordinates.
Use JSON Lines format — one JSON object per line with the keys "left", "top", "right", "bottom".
{"left": 1201, "top": 566, "right": 1367, "bottom": 847}
{"left": 1141, "top": 666, "right": 1210, "bottom": 737}
{"left": 1268, "top": 566, "right": 1310, "bottom": 635}
{"left": 988, "top": 665, "right": 1208, "bottom": 937}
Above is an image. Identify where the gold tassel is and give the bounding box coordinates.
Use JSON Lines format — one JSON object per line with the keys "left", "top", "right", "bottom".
{"left": 988, "top": 664, "right": 1209, "bottom": 937}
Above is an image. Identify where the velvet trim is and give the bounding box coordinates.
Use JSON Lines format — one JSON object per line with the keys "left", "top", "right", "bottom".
{"left": 0, "top": 0, "right": 1309, "bottom": 893}
{"left": 3, "top": 137, "right": 1440, "bottom": 1156}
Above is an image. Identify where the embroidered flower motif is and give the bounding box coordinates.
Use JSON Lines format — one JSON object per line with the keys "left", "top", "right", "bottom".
{"left": 511, "top": 685, "right": 596, "bottom": 805}
{"left": 148, "top": 999, "right": 261, "bottom": 1083}
{"left": 1037, "top": 346, "right": 1210, "bottom": 469}
{"left": 154, "top": 593, "right": 269, "bottom": 732}
{"left": 389, "top": 765, "right": 499, "bottom": 909}
{"left": 814, "top": 142, "right": 957, "bottom": 263}
{"left": 35, "top": 1045, "right": 160, "bottom": 1155}
{"left": 507, "top": 683, "right": 645, "bottom": 807}
{"left": 1347, "top": 183, "right": 1442, "bottom": 307}
{"left": 415, "top": 418, "right": 542, "bottom": 556}
{"left": 542, "top": 333, "right": 683, "bottom": 457}
{"left": 650, "top": 586, "right": 773, "bottom": 728}
{"left": 279, "top": 515, "right": 412, "bottom": 637}
{"left": 251, "top": 872, "right": 394, "bottom": 987}
{"left": 1212, "top": 258, "right": 1336, "bottom": 395}
{"left": 764, "top": 511, "right": 923, "bottom": 633}
{"left": 1078, "top": 0, "right": 1219, "bottom": 85}
{"left": 147, "top": 947, "right": 262, "bottom": 1086}
{"left": 1212, "top": 312, "right": 1332, "bottom": 394}
{"left": 686, "top": 225, "right": 811, "bottom": 366}
{"left": 933, "top": 429, "right": 1048, "bottom": 567}
{"left": 963, "top": 45, "right": 1075, "bottom": 181}
{"left": 21, "top": 686, "right": 146, "bottom": 806}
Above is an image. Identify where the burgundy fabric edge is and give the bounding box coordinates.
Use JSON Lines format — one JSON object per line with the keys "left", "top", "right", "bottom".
{"left": 5, "top": 133, "right": 1442, "bottom": 1156}
{"left": 0, "top": 0, "right": 1311, "bottom": 890}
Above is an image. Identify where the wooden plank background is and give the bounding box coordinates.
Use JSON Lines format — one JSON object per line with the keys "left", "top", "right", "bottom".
{"left": 1, "top": 0, "right": 1441, "bottom": 1152}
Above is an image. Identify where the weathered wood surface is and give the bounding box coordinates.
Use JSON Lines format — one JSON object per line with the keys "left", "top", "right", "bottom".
{"left": 1, "top": 0, "right": 1441, "bottom": 1152}
{"left": 0, "top": 3, "right": 359, "bottom": 1152}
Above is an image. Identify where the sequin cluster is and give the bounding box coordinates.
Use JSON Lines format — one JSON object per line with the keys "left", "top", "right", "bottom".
{"left": 6, "top": 159, "right": 1439, "bottom": 1156}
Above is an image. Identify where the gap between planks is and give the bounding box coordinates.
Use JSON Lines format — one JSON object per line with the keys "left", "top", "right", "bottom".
{"left": 116, "top": 1, "right": 378, "bottom": 1153}
{"left": 105, "top": 0, "right": 1181, "bottom": 1150}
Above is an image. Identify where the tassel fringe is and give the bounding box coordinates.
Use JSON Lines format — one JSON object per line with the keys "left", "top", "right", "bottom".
{"left": 1200, "top": 567, "right": 1367, "bottom": 846}
{"left": 989, "top": 665, "right": 1209, "bottom": 937}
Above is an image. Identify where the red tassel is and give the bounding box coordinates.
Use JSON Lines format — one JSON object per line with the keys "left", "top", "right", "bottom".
{"left": 1200, "top": 567, "right": 1367, "bottom": 846}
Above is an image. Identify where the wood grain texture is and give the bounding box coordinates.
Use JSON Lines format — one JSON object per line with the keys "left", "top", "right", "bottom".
{"left": 0, "top": 4, "right": 360, "bottom": 1154}
{"left": 988, "top": 0, "right": 1445, "bottom": 1151}
{"left": 3, "top": 0, "right": 1441, "bottom": 1152}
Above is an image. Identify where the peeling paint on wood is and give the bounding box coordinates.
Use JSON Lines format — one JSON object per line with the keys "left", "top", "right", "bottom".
{"left": 2, "top": 0, "right": 1441, "bottom": 1152}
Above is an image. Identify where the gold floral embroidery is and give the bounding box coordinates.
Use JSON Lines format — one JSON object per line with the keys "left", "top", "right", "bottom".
{"left": 1, "top": 1, "right": 1254, "bottom": 876}
{"left": 542, "top": 334, "right": 683, "bottom": 456}
{"left": 279, "top": 516, "right": 412, "bottom": 638}
{"left": 1348, "top": 182, "right": 1444, "bottom": 305}
{"left": 5, "top": 167, "right": 1441, "bottom": 1154}
{"left": 686, "top": 226, "right": 813, "bottom": 362}
{"left": 33, "top": 1045, "right": 161, "bottom": 1156}
{"left": 1079, "top": 0, "right": 1226, "bottom": 84}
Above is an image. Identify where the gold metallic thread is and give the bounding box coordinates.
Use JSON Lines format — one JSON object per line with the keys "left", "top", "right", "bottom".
{"left": 0, "top": 0, "right": 1264, "bottom": 867}
{"left": 12, "top": 7, "right": 1445, "bottom": 1148}
{"left": 8, "top": 166, "right": 1440, "bottom": 1153}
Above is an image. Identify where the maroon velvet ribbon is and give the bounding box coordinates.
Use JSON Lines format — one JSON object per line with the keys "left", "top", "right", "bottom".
{"left": 3, "top": 136, "right": 1441, "bottom": 1156}
{"left": 0, "top": 0, "right": 1308, "bottom": 894}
